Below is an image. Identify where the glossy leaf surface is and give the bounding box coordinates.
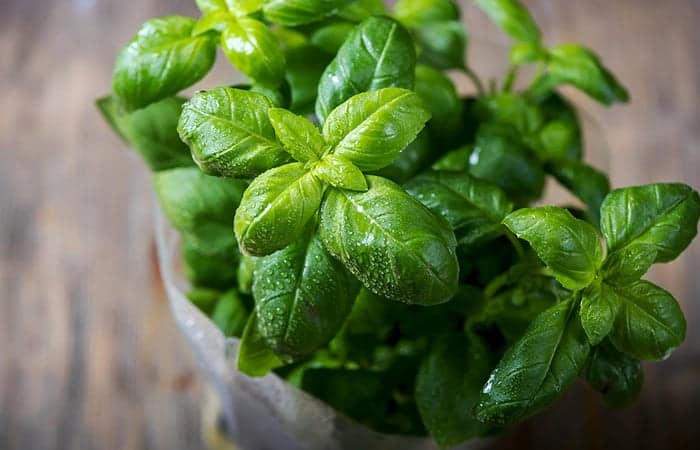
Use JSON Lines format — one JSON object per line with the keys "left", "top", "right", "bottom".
{"left": 268, "top": 107, "right": 325, "bottom": 163}
{"left": 221, "top": 17, "right": 286, "bottom": 86}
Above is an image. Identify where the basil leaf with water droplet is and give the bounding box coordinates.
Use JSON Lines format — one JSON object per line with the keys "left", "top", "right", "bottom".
{"left": 263, "top": 0, "right": 346, "bottom": 26}
{"left": 602, "top": 243, "right": 656, "bottom": 286}
{"left": 268, "top": 107, "right": 324, "bottom": 163}
{"left": 234, "top": 163, "right": 324, "bottom": 256}
{"left": 312, "top": 154, "right": 368, "bottom": 191}
{"left": 112, "top": 16, "right": 217, "bottom": 111}
{"left": 196, "top": 0, "right": 228, "bottom": 15}
{"left": 319, "top": 175, "right": 458, "bottom": 305}
{"left": 585, "top": 339, "right": 643, "bottom": 408}
{"left": 315, "top": 16, "right": 416, "bottom": 122}
{"left": 474, "top": 0, "right": 541, "bottom": 44}
{"left": 323, "top": 88, "right": 430, "bottom": 171}
{"left": 600, "top": 183, "right": 700, "bottom": 262}
{"left": 580, "top": 282, "right": 620, "bottom": 345}
{"left": 503, "top": 206, "right": 603, "bottom": 290}
{"left": 405, "top": 171, "right": 513, "bottom": 246}
{"left": 475, "top": 298, "right": 590, "bottom": 425}
{"left": 178, "top": 87, "right": 292, "bottom": 178}
{"left": 238, "top": 310, "right": 284, "bottom": 376}
{"left": 253, "top": 226, "right": 359, "bottom": 361}
{"left": 608, "top": 280, "right": 686, "bottom": 361}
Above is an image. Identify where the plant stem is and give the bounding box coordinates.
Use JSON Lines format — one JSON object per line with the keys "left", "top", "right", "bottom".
{"left": 462, "top": 64, "right": 485, "bottom": 96}
{"left": 502, "top": 65, "right": 519, "bottom": 92}
{"left": 505, "top": 231, "right": 525, "bottom": 260}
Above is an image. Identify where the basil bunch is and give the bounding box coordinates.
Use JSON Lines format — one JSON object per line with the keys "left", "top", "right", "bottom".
{"left": 99, "top": 0, "right": 700, "bottom": 446}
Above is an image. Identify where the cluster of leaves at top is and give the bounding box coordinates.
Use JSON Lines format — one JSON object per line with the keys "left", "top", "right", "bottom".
{"left": 98, "top": 0, "right": 700, "bottom": 447}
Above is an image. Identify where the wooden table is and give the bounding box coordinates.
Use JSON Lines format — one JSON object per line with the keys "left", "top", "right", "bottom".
{"left": 1, "top": 1, "right": 698, "bottom": 449}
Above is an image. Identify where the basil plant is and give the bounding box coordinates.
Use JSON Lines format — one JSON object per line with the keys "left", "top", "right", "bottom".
{"left": 98, "top": 0, "right": 700, "bottom": 446}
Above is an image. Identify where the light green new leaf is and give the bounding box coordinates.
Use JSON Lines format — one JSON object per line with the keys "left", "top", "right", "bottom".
{"left": 585, "top": 339, "right": 643, "bottom": 408}
{"left": 263, "top": 0, "right": 346, "bottom": 26}
{"left": 548, "top": 160, "right": 610, "bottom": 226}
{"left": 268, "top": 107, "right": 325, "bottom": 162}
{"left": 192, "top": 11, "right": 235, "bottom": 36}
{"left": 312, "top": 154, "right": 368, "bottom": 191}
{"left": 404, "top": 171, "right": 513, "bottom": 246}
{"left": 510, "top": 41, "right": 545, "bottom": 65}
{"left": 547, "top": 44, "right": 629, "bottom": 105}
{"left": 323, "top": 88, "right": 430, "bottom": 171}
{"left": 416, "top": 333, "right": 493, "bottom": 448}
{"left": 238, "top": 311, "right": 284, "bottom": 377}
{"left": 315, "top": 16, "right": 416, "bottom": 122}
{"left": 474, "top": 0, "right": 541, "bottom": 44}
{"left": 602, "top": 243, "right": 657, "bottom": 286}
{"left": 414, "top": 65, "right": 463, "bottom": 136}
{"left": 414, "top": 20, "right": 466, "bottom": 69}
{"left": 253, "top": 225, "right": 358, "bottom": 361}
{"left": 226, "top": 0, "right": 264, "bottom": 16}
{"left": 112, "top": 16, "right": 217, "bottom": 111}
{"left": 503, "top": 207, "right": 603, "bottom": 290}
{"left": 234, "top": 163, "right": 324, "bottom": 256}
{"left": 221, "top": 17, "right": 286, "bottom": 86}
{"left": 196, "top": 0, "right": 228, "bottom": 15}
{"left": 580, "top": 282, "right": 620, "bottom": 345}
{"left": 608, "top": 281, "right": 686, "bottom": 361}
{"left": 600, "top": 183, "right": 700, "bottom": 262}
{"left": 178, "top": 87, "right": 292, "bottom": 178}
{"left": 319, "top": 176, "right": 458, "bottom": 305}
{"left": 394, "top": 0, "right": 459, "bottom": 27}
{"left": 475, "top": 298, "right": 590, "bottom": 425}
{"left": 237, "top": 254, "right": 256, "bottom": 294}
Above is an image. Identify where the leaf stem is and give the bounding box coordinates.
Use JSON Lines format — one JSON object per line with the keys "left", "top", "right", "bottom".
{"left": 502, "top": 65, "right": 519, "bottom": 92}
{"left": 505, "top": 231, "right": 526, "bottom": 260}
{"left": 462, "top": 64, "right": 486, "bottom": 96}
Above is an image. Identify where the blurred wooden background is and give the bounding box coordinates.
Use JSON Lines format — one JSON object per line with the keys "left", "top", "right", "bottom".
{"left": 1, "top": 0, "right": 698, "bottom": 449}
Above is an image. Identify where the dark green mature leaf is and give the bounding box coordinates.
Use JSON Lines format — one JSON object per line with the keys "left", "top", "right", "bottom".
{"left": 310, "top": 22, "right": 356, "bottom": 54}
{"left": 585, "top": 339, "right": 643, "bottom": 408}
{"left": 405, "top": 171, "right": 513, "bottom": 246}
{"left": 432, "top": 144, "right": 472, "bottom": 172}
{"left": 212, "top": 289, "right": 250, "bottom": 337}
{"left": 416, "top": 333, "right": 493, "bottom": 447}
{"left": 600, "top": 183, "right": 700, "bottom": 262}
{"left": 319, "top": 176, "right": 458, "bottom": 305}
{"left": 112, "top": 16, "right": 217, "bottom": 111}
{"left": 473, "top": 93, "right": 544, "bottom": 136}
{"left": 336, "top": 0, "right": 386, "bottom": 22}
{"left": 602, "top": 243, "right": 656, "bottom": 286}
{"left": 414, "top": 20, "right": 466, "bottom": 69}
{"left": 608, "top": 281, "right": 686, "bottom": 360}
{"left": 182, "top": 235, "right": 239, "bottom": 289}
{"left": 469, "top": 124, "right": 545, "bottom": 203}
{"left": 238, "top": 311, "right": 284, "bottom": 376}
{"left": 323, "top": 88, "right": 430, "bottom": 171}
{"left": 548, "top": 160, "right": 610, "bottom": 225}
{"left": 503, "top": 207, "right": 603, "bottom": 290}
{"left": 580, "top": 282, "right": 620, "bottom": 345}
{"left": 178, "top": 87, "right": 292, "bottom": 178}
{"left": 221, "top": 17, "right": 286, "bottom": 86}
{"left": 268, "top": 107, "right": 325, "bottom": 163}
{"left": 475, "top": 298, "right": 590, "bottom": 425}
{"left": 263, "top": 0, "right": 346, "bottom": 26}
{"left": 97, "top": 96, "right": 194, "bottom": 171}
{"left": 234, "top": 163, "right": 324, "bottom": 256}
{"left": 284, "top": 43, "right": 330, "bottom": 113}
{"left": 253, "top": 225, "right": 358, "bottom": 361}
{"left": 474, "top": 0, "right": 541, "bottom": 44}
{"left": 315, "top": 16, "right": 416, "bottom": 122}
{"left": 312, "top": 154, "right": 368, "bottom": 191}
{"left": 372, "top": 130, "right": 434, "bottom": 184}
{"left": 546, "top": 44, "right": 629, "bottom": 105}
{"left": 414, "top": 65, "right": 463, "bottom": 136}
{"left": 154, "top": 167, "right": 247, "bottom": 252}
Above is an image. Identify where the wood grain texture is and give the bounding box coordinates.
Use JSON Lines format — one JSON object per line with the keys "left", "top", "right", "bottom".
{"left": 0, "top": 1, "right": 698, "bottom": 449}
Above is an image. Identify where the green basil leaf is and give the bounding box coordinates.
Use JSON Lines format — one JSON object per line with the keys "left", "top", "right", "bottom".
{"left": 503, "top": 206, "right": 603, "bottom": 290}
{"left": 602, "top": 243, "right": 657, "bottom": 286}
{"left": 414, "top": 20, "right": 466, "bottom": 69}
{"left": 608, "top": 280, "right": 686, "bottom": 360}
{"left": 475, "top": 298, "right": 590, "bottom": 425}
{"left": 237, "top": 254, "right": 256, "bottom": 294}
{"left": 284, "top": 43, "right": 331, "bottom": 114}
{"left": 432, "top": 144, "right": 472, "bottom": 172}
{"left": 268, "top": 107, "right": 324, "bottom": 163}
{"left": 548, "top": 160, "right": 610, "bottom": 226}
{"left": 253, "top": 225, "right": 358, "bottom": 361}
{"left": 237, "top": 310, "right": 284, "bottom": 376}
{"left": 474, "top": 0, "right": 541, "bottom": 44}
{"left": 97, "top": 95, "right": 195, "bottom": 171}
{"left": 372, "top": 130, "right": 434, "bottom": 184}
{"left": 315, "top": 16, "right": 416, "bottom": 122}
{"left": 414, "top": 65, "right": 463, "bottom": 136}
{"left": 405, "top": 171, "right": 513, "bottom": 246}
{"left": 310, "top": 22, "right": 356, "bottom": 54}
{"left": 196, "top": 0, "right": 228, "bottom": 15}
{"left": 263, "top": 0, "right": 346, "bottom": 26}
{"left": 336, "top": 0, "right": 386, "bottom": 22}
{"left": 247, "top": 82, "right": 292, "bottom": 108}
{"left": 585, "top": 339, "right": 643, "bottom": 408}
{"left": 580, "top": 282, "right": 620, "bottom": 345}
{"left": 546, "top": 44, "right": 629, "bottom": 105}
{"left": 226, "top": 0, "right": 264, "bottom": 16}
{"left": 538, "top": 92, "right": 582, "bottom": 161}
{"left": 221, "top": 17, "right": 286, "bottom": 86}
{"left": 323, "top": 88, "right": 430, "bottom": 171}
{"left": 510, "top": 41, "right": 545, "bottom": 65}
{"left": 212, "top": 289, "right": 250, "bottom": 337}
{"left": 473, "top": 93, "right": 544, "bottom": 136}
{"left": 178, "top": 87, "right": 292, "bottom": 178}
{"left": 312, "top": 154, "right": 368, "bottom": 191}
{"left": 394, "top": 0, "right": 459, "bottom": 27}
{"left": 234, "top": 163, "right": 324, "bottom": 256}
{"left": 154, "top": 167, "right": 247, "bottom": 248}
{"left": 112, "top": 16, "right": 217, "bottom": 111}
{"left": 469, "top": 124, "right": 545, "bottom": 203}
{"left": 319, "top": 175, "right": 458, "bottom": 305}
{"left": 600, "top": 183, "right": 700, "bottom": 262}
{"left": 192, "top": 10, "right": 235, "bottom": 36}
{"left": 186, "top": 288, "right": 222, "bottom": 316}
{"left": 416, "top": 333, "right": 493, "bottom": 447}
{"left": 182, "top": 235, "right": 239, "bottom": 289}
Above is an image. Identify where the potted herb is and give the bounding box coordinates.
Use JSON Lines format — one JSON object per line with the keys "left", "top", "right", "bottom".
{"left": 98, "top": 1, "right": 700, "bottom": 448}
